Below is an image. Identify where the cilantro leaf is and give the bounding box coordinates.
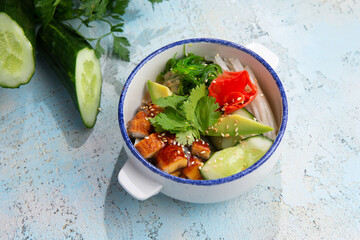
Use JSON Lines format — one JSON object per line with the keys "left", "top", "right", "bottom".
{"left": 194, "top": 96, "right": 221, "bottom": 133}
{"left": 154, "top": 95, "right": 187, "bottom": 110}
{"left": 176, "top": 129, "right": 199, "bottom": 146}
{"left": 182, "top": 84, "right": 206, "bottom": 121}
{"left": 113, "top": 36, "right": 130, "bottom": 61}
{"left": 95, "top": 39, "right": 105, "bottom": 59}
{"left": 152, "top": 108, "right": 190, "bottom": 132}
{"left": 35, "top": 0, "right": 61, "bottom": 27}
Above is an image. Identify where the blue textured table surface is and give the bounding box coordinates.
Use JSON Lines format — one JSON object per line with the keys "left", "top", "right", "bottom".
{"left": 1, "top": 0, "right": 360, "bottom": 239}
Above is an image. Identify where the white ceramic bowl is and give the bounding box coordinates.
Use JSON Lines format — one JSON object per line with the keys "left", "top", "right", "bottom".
{"left": 118, "top": 38, "right": 288, "bottom": 203}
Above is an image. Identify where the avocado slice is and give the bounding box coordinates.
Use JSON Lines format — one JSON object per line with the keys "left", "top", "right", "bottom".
{"left": 206, "top": 114, "right": 273, "bottom": 137}
{"left": 147, "top": 80, "right": 173, "bottom": 102}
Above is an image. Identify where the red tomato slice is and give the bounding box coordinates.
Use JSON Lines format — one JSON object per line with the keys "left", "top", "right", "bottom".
{"left": 208, "top": 70, "right": 258, "bottom": 114}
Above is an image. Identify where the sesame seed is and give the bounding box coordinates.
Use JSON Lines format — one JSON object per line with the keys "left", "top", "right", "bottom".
{"left": 214, "top": 128, "right": 218, "bottom": 132}
{"left": 177, "top": 150, "right": 181, "bottom": 154}
{"left": 98, "top": 107, "right": 102, "bottom": 111}
{"left": 213, "top": 81, "right": 216, "bottom": 84}
{"left": 163, "top": 139, "right": 168, "bottom": 142}
{"left": 177, "top": 142, "right": 180, "bottom": 146}
{"left": 145, "top": 136, "right": 149, "bottom": 139}
{"left": 150, "top": 113, "right": 154, "bottom": 117}
{"left": 226, "top": 124, "right": 229, "bottom": 129}
{"left": 145, "top": 117, "right": 148, "bottom": 120}
{"left": 201, "top": 151, "right": 206, "bottom": 154}
{"left": 237, "top": 97, "right": 242, "bottom": 101}
{"left": 205, "top": 130, "right": 209, "bottom": 134}
{"left": 204, "top": 169, "right": 209, "bottom": 172}
{"left": 235, "top": 127, "right": 238, "bottom": 132}
{"left": 213, "top": 165, "right": 217, "bottom": 168}
{"left": 235, "top": 132, "right": 239, "bottom": 136}
{"left": 225, "top": 134, "right": 230, "bottom": 137}
{"left": 221, "top": 133, "right": 225, "bottom": 137}
{"left": 202, "top": 140, "right": 205, "bottom": 144}
{"left": 260, "top": 93, "right": 264, "bottom": 97}
{"left": 218, "top": 157, "right": 224, "bottom": 160}
{"left": 186, "top": 135, "right": 191, "bottom": 139}
{"left": 161, "top": 133, "right": 166, "bottom": 136}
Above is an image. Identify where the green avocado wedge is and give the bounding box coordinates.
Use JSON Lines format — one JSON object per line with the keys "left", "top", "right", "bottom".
{"left": 206, "top": 114, "right": 273, "bottom": 137}
{"left": 147, "top": 80, "right": 173, "bottom": 102}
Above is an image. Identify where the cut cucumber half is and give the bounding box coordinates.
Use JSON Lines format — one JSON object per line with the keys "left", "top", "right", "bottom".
{"left": 75, "top": 48, "right": 102, "bottom": 128}
{"left": 37, "top": 21, "right": 102, "bottom": 128}
{"left": 201, "top": 135, "right": 273, "bottom": 180}
{"left": 0, "top": 2, "right": 35, "bottom": 88}
{"left": 231, "top": 108, "right": 255, "bottom": 119}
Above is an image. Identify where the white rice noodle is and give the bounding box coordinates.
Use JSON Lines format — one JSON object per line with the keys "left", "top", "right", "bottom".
{"left": 244, "top": 66, "right": 278, "bottom": 140}
{"left": 228, "top": 58, "right": 245, "bottom": 71}
{"left": 214, "top": 54, "right": 230, "bottom": 71}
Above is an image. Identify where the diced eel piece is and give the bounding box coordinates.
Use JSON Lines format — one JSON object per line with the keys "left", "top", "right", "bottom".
{"left": 142, "top": 103, "right": 163, "bottom": 118}
{"left": 170, "top": 169, "right": 182, "bottom": 177}
{"left": 135, "top": 133, "right": 165, "bottom": 159}
{"left": 128, "top": 111, "right": 152, "bottom": 138}
{"left": 155, "top": 145, "right": 188, "bottom": 174}
{"left": 191, "top": 139, "right": 211, "bottom": 160}
{"left": 182, "top": 156, "right": 204, "bottom": 180}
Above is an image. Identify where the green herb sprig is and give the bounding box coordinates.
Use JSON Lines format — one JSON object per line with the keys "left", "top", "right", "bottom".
{"left": 149, "top": 84, "right": 221, "bottom": 145}
{"left": 35, "top": 0, "right": 164, "bottom": 61}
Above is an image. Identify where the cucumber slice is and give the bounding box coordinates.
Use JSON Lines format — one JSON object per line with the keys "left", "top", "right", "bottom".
{"left": 231, "top": 108, "right": 255, "bottom": 119}
{"left": 75, "top": 48, "right": 102, "bottom": 128}
{"left": 201, "top": 135, "right": 273, "bottom": 180}
{"left": 0, "top": 0, "right": 35, "bottom": 88}
{"left": 37, "top": 21, "right": 102, "bottom": 128}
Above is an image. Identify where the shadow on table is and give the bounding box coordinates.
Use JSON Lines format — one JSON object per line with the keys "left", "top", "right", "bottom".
{"left": 35, "top": 53, "right": 92, "bottom": 148}
{"left": 104, "top": 147, "right": 283, "bottom": 239}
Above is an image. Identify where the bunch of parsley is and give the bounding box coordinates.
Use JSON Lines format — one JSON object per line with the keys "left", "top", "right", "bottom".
{"left": 35, "top": 0, "right": 163, "bottom": 61}
{"left": 149, "top": 84, "right": 221, "bottom": 146}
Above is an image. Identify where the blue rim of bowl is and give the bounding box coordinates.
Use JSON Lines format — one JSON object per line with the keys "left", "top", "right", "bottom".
{"left": 118, "top": 38, "right": 288, "bottom": 186}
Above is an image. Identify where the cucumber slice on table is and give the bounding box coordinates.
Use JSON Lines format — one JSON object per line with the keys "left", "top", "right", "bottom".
{"left": 0, "top": 0, "right": 35, "bottom": 88}
{"left": 37, "top": 21, "right": 102, "bottom": 128}
{"left": 201, "top": 135, "right": 273, "bottom": 180}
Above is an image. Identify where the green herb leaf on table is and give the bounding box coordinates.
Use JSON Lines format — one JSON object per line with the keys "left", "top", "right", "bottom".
{"left": 35, "top": 0, "right": 161, "bottom": 60}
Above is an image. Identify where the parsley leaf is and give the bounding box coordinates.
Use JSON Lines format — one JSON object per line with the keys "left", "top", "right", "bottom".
{"left": 35, "top": 0, "right": 61, "bottom": 27}
{"left": 154, "top": 95, "right": 187, "bottom": 110}
{"left": 182, "top": 84, "right": 206, "bottom": 121}
{"left": 149, "top": 84, "right": 220, "bottom": 145}
{"left": 113, "top": 36, "right": 130, "bottom": 61}
{"left": 35, "top": 0, "right": 161, "bottom": 60}
{"left": 194, "top": 96, "right": 221, "bottom": 133}
{"left": 152, "top": 108, "right": 190, "bottom": 132}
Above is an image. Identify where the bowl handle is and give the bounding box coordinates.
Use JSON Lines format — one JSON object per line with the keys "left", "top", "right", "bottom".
{"left": 246, "top": 43, "right": 279, "bottom": 70}
{"left": 118, "top": 159, "right": 163, "bottom": 200}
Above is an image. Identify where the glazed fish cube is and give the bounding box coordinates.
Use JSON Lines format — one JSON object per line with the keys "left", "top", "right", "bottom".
{"left": 155, "top": 144, "right": 187, "bottom": 174}
{"left": 191, "top": 139, "right": 211, "bottom": 160}
{"left": 135, "top": 133, "right": 165, "bottom": 159}
{"left": 128, "top": 111, "right": 152, "bottom": 138}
